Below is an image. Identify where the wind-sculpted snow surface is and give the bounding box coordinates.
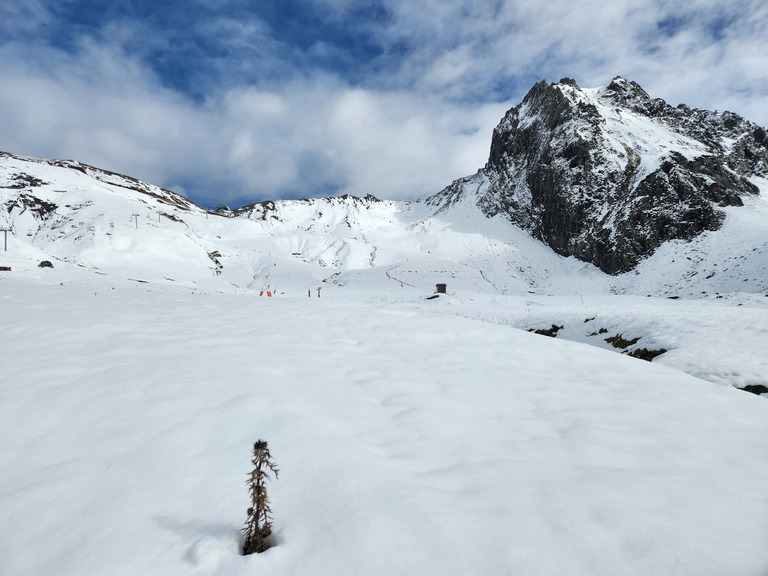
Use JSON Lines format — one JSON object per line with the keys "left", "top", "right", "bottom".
{"left": 1, "top": 279, "right": 767, "bottom": 576}
{"left": 413, "top": 292, "right": 768, "bottom": 393}
{"left": 430, "top": 77, "right": 768, "bottom": 274}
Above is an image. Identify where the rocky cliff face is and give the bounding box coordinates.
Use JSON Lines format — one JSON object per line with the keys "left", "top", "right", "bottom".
{"left": 429, "top": 77, "right": 767, "bottom": 274}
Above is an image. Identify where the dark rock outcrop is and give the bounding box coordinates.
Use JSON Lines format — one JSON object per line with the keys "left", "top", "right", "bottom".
{"left": 429, "top": 77, "right": 767, "bottom": 274}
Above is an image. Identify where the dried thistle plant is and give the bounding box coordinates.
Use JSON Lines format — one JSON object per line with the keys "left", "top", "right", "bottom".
{"left": 242, "top": 440, "right": 279, "bottom": 555}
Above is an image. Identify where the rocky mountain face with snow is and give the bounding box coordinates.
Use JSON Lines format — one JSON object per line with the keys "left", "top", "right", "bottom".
{"left": 2, "top": 77, "right": 767, "bottom": 295}
{"left": 429, "top": 77, "right": 768, "bottom": 274}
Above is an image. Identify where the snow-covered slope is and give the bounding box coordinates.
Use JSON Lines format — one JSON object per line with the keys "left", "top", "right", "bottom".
{"left": 0, "top": 149, "right": 607, "bottom": 295}
{"left": 2, "top": 146, "right": 767, "bottom": 298}
{"left": 431, "top": 77, "right": 768, "bottom": 275}
{"left": 1, "top": 279, "right": 766, "bottom": 576}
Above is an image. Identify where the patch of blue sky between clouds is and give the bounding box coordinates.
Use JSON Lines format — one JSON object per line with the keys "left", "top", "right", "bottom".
{"left": 23, "top": 1, "right": 403, "bottom": 100}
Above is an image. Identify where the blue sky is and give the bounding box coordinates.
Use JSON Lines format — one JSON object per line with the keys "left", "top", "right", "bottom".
{"left": 1, "top": 1, "right": 766, "bottom": 207}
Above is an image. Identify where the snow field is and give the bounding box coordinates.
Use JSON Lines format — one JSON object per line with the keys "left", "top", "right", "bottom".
{"left": 423, "top": 292, "right": 768, "bottom": 392}
{"left": 1, "top": 279, "right": 767, "bottom": 575}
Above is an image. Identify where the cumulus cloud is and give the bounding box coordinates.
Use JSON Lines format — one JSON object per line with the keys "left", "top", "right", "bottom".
{"left": 0, "top": 42, "right": 506, "bottom": 204}
{"left": 373, "top": 0, "right": 768, "bottom": 117}
{"left": 0, "top": 0, "right": 766, "bottom": 206}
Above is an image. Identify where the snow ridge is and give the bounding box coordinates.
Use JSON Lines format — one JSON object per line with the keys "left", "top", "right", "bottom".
{"left": 2, "top": 77, "right": 768, "bottom": 296}
{"left": 430, "top": 76, "right": 768, "bottom": 274}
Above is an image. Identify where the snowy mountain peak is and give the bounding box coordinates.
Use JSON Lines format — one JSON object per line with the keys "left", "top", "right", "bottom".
{"left": 1, "top": 151, "right": 199, "bottom": 212}
{"left": 601, "top": 76, "right": 652, "bottom": 103}
{"left": 432, "top": 77, "right": 767, "bottom": 274}
{"left": 2, "top": 78, "right": 767, "bottom": 296}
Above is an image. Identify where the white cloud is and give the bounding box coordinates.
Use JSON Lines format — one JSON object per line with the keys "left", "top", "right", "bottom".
{"left": 324, "top": 88, "right": 505, "bottom": 198}
{"left": 375, "top": 0, "right": 768, "bottom": 121}
{"left": 0, "top": 41, "right": 507, "bottom": 203}
{"left": 213, "top": 81, "right": 508, "bottom": 201}
{"left": 0, "top": 0, "right": 766, "bottom": 206}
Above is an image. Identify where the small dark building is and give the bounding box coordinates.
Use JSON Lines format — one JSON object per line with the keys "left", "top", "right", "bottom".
{"left": 435, "top": 283, "right": 447, "bottom": 294}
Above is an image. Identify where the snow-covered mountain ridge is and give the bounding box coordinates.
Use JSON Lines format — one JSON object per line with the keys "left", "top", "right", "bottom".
{"left": 429, "top": 76, "right": 768, "bottom": 274}
{"left": 2, "top": 77, "right": 767, "bottom": 297}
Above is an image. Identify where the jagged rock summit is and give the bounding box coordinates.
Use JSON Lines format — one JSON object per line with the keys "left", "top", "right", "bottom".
{"left": 429, "top": 76, "right": 768, "bottom": 274}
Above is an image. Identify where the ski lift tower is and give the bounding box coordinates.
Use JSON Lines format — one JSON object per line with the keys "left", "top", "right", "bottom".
{"left": 0, "top": 228, "right": 11, "bottom": 270}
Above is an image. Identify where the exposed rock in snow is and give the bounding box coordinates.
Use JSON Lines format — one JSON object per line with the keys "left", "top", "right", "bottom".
{"left": 430, "top": 76, "right": 767, "bottom": 274}
{"left": 1, "top": 77, "right": 767, "bottom": 295}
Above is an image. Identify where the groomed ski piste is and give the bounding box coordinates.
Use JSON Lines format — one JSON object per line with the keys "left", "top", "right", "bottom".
{"left": 1, "top": 151, "right": 767, "bottom": 575}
